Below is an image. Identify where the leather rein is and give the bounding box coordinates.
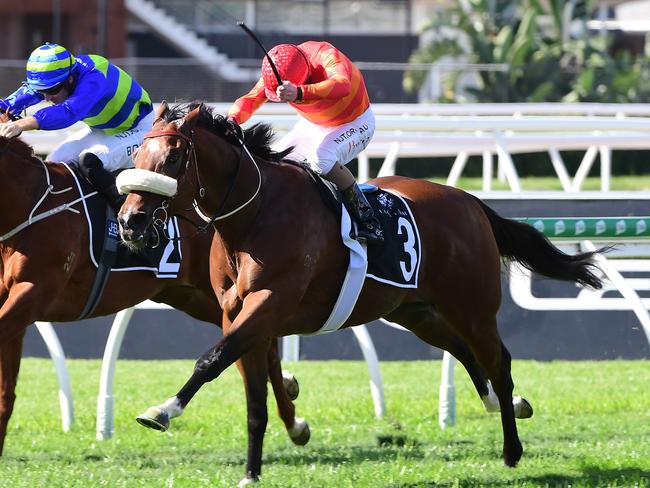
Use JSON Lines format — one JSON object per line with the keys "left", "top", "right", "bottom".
{"left": 141, "top": 127, "right": 262, "bottom": 237}
{"left": 0, "top": 140, "right": 93, "bottom": 242}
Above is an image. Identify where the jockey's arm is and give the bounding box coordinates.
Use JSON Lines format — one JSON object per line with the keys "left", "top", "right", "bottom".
{"left": 0, "top": 116, "right": 39, "bottom": 138}
{"left": 228, "top": 78, "right": 268, "bottom": 125}
{"left": 0, "top": 83, "right": 44, "bottom": 116}
{"left": 32, "top": 72, "right": 104, "bottom": 131}
{"left": 299, "top": 52, "right": 352, "bottom": 101}
{"left": 299, "top": 74, "right": 350, "bottom": 101}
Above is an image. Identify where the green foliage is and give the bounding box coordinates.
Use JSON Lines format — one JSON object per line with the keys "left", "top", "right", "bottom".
{"left": 1, "top": 359, "right": 650, "bottom": 487}
{"left": 405, "top": 1, "right": 650, "bottom": 103}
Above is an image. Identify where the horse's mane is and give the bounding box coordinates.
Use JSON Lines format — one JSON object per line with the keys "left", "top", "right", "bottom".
{"left": 164, "top": 102, "right": 293, "bottom": 163}
{"left": 0, "top": 135, "right": 40, "bottom": 164}
{"left": 0, "top": 110, "right": 43, "bottom": 164}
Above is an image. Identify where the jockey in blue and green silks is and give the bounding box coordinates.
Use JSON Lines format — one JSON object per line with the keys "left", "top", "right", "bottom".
{"left": 0, "top": 42, "right": 154, "bottom": 211}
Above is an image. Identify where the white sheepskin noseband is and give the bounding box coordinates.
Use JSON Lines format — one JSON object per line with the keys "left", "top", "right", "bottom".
{"left": 116, "top": 168, "right": 178, "bottom": 197}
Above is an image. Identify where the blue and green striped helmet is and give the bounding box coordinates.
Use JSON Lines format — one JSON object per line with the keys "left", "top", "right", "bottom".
{"left": 25, "top": 43, "right": 75, "bottom": 90}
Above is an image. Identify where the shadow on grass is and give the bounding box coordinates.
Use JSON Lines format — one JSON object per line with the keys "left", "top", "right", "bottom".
{"left": 264, "top": 442, "right": 427, "bottom": 466}
{"left": 391, "top": 466, "right": 650, "bottom": 488}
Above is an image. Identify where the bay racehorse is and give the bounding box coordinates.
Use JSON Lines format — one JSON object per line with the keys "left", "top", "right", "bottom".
{"left": 117, "top": 102, "right": 603, "bottom": 486}
{"left": 0, "top": 110, "right": 308, "bottom": 459}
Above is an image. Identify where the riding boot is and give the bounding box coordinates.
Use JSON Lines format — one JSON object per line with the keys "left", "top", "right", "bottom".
{"left": 79, "top": 153, "right": 127, "bottom": 213}
{"left": 341, "top": 182, "right": 384, "bottom": 244}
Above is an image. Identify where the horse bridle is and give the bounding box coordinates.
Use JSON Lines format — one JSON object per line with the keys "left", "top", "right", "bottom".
{"left": 139, "top": 126, "right": 262, "bottom": 235}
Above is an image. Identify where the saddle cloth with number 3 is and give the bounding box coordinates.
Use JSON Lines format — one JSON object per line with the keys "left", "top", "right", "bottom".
{"left": 309, "top": 184, "right": 423, "bottom": 335}
{"left": 361, "top": 184, "right": 422, "bottom": 288}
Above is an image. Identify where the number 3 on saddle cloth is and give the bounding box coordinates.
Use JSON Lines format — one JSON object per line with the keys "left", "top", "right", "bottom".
{"left": 307, "top": 176, "right": 422, "bottom": 335}
{"left": 62, "top": 163, "right": 182, "bottom": 319}
{"left": 361, "top": 184, "right": 422, "bottom": 287}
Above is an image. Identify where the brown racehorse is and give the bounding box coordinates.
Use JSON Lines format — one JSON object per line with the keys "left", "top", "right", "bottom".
{"left": 118, "top": 102, "right": 603, "bottom": 486}
{"left": 0, "top": 110, "right": 308, "bottom": 459}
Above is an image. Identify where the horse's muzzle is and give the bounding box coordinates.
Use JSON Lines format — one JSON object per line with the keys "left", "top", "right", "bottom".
{"left": 118, "top": 211, "right": 151, "bottom": 250}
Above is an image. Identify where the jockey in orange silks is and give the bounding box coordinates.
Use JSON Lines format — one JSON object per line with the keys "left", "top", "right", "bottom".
{"left": 228, "top": 41, "right": 383, "bottom": 244}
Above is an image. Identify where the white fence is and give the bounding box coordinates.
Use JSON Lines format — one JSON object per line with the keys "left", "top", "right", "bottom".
{"left": 39, "top": 227, "right": 650, "bottom": 438}
{"left": 22, "top": 102, "right": 650, "bottom": 193}
{"left": 35, "top": 301, "right": 173, "bottom": 438}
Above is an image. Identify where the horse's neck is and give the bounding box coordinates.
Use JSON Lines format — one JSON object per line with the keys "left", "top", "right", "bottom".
{"left": 195, "top": 135, "right": 263, "bottom": 242}
{"left": 0, "top": 151, "right": 58, "bottom": 233}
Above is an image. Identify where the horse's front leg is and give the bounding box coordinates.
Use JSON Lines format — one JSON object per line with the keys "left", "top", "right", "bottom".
{"left": 177, "top": 289, "right": 286, "bottom": 404}
{"left": 136, "top": 289, "right": 289, "bottom": 481}
{"left": 266, "top": 340, "right": 310, "bottom": 446}
{"left": 0, "top": 330, "right": 26, "bottom": 456}
{"left": 0, "top": 282, "right": 47, "bottom": 455}
{"left": 0, "top": 282, "right": 41, "bottom": 345}
{"left": 235, "top": 342, "right": 271, "bottom": 485}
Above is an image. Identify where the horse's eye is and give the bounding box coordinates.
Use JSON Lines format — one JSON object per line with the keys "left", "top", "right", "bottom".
{"left": 167, "top": 152, "right": 180, "bottom": 165}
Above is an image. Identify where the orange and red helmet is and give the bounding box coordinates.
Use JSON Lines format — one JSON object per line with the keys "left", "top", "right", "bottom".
{"left": 262, "top": 44, "right": 310, "bottom": 101}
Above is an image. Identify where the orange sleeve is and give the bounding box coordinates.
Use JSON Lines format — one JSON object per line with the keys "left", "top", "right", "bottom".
{"left": 227, "top": 78, "right": 268, "bottom": 124}
{"left": 299, "top": 51, "right": 351, "bottom": 101}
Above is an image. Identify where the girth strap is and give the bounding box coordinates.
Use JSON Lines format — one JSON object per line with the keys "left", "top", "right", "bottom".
{"left": 77, "top": 205, "right": 119, "bottom": 320}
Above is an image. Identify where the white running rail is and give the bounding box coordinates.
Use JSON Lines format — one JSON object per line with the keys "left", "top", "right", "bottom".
{"left": 39, "top": 238, "right": 650, "bottom": 433}
{"left": 35, "top": 300, "right": 174, "bottom": 440}
{"left": 24, "top": 103, "right": 650, "bottom": 193}
{"left": 34, "top": 321, "right": 73, "bottom": 433}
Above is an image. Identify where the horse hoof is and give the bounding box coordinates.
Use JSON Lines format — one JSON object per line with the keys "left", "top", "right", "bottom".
{"left": 238, "top": 475, "right": 258, "bottom": 487}
{"left": 282, "top": 370, "right": 299, "bottom": 401}
{"left": 136, "top": 406, "right": 170, "bottom": 432}
{"left": 503, "top": 442, "right": 523, "bottom": 467}
{"left": 289, "top": 417, "right": 311, "bottom": 446}
{"left": 513, "top": 396, "right": 534, "bottom": 419}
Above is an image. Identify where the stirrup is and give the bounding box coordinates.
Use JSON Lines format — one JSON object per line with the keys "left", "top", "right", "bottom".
{"left": 356, "top": 218, "right": 384, "bottom": 244}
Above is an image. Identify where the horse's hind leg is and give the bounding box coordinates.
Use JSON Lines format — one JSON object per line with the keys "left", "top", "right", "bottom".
{"left": 384, "top": 304, "right": 532, "bottom": 419}
{"left": 266, "top": 340, "right": 310, "bottom": 446}
{"left": 389, "top": 302, "right": 522, "bottom": 466}
{"left": 455, "top": 315, "right": 522, "bottom": 467}
{"left": 386, "top": 304, "right": 492, "bottom": 395}
{"left": 0, "top": 330, "right": 25, "bottom": 455}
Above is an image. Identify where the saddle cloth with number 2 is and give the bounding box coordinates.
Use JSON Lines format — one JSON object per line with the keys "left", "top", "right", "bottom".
{"left": 63, "top": 163, "right": 183, "bottom": 279}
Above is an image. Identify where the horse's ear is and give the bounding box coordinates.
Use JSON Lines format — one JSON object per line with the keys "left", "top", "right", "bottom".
{"left": 154, "top": 101, "right": 169, "bottom": 122}
{"left": 179, "top": 105, "right": 202, "bottom": 134}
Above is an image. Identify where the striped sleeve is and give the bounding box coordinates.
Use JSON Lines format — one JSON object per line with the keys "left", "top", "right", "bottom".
{"left": 34, "top": 70, "right": 105, "bottom": 130}
{"left": 227, "top": 78, "right": 268, "bottom": 124}
{"left": 0, "top": 83, "right": 44, "bottom": 116}
{"left": 291, "top": 42, "right": 369, "bottom": 127}
{"left": 299, "top": 52, "right": 351, "bottom": 101}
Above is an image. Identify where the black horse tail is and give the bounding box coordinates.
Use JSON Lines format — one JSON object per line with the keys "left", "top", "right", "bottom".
{"left": 473, "top": 197, "right": 605, "bottom": 289}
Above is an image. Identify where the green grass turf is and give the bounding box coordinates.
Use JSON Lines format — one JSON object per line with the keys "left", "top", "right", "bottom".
{"left": 0, "top": 359, "right": 648, "bottom": 487}
{"left": 429, "top": 175, "right": 650, "bottom": 192}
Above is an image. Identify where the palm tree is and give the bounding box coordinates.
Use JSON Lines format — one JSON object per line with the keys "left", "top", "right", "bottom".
{"left": 405, "top": 0, "right": 650, "bottom": 103}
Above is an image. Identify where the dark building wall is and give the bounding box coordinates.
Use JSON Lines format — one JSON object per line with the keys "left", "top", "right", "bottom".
{"left": 0, "top": 1, "right": 127, "bottom": 59}
{"left": 129, "top": 32, "right": 420, "bottom": 103}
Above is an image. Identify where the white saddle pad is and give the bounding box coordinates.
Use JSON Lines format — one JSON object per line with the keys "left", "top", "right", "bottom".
{"left": 307, "top": 204, "right": 368, "bottom": 335}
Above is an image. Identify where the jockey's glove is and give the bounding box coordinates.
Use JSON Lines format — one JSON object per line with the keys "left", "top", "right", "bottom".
{"left": 225, "top": 117, "right": 244, "bottom": 143}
